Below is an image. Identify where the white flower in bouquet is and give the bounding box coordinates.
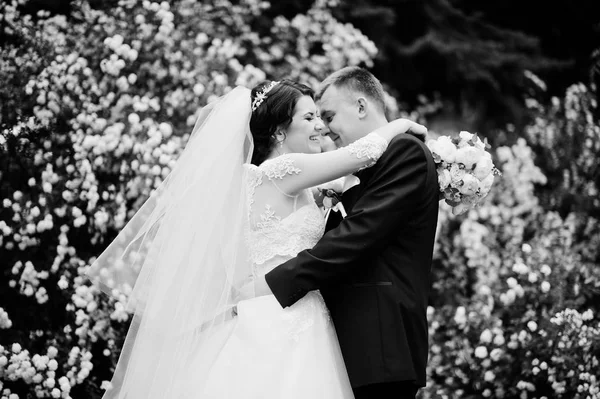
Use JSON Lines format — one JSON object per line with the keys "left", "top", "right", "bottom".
{"left": 459, "top": 130, "right": 473, "bottom": 141}
{"left": 437, "top": 168, "right": 451, "bottom": 190}
{"left": 454, "top": 145, "right": 484, "bottom": 169}
{"left": 478, "top": 173, "right": 495, "bottom": 197}
{"left": 426, "top": 139, "right": 438, "bottom": 157}
{"left": 427, "top": 136, "right": 456, "bottom": 163}
{"left": 449, "top": 163, "right": 466, "bottom": 185}
{"left": 472, "top": 136, "right": 486, "bottom": 150}
{"left": 457, "top": 131, "right": 473, "bottom": 148}
{"left": 473, "top": 153, "right": 494, "bottom": 180}
{"left": 459, "top": 174, "right": 480, "bottom": 196}
{"left": 459, "top": 130, "right": 486, "bottom": 150}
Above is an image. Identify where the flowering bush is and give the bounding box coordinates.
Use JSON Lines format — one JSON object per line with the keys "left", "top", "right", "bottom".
{"left": 524, "top": 79, "right": 600, "bottom": 217}
{"left": 1, "top": 1, "right": 599, "bottom": 398}
{"left": 423, "top": 81, "right": 600, "bottom": 398}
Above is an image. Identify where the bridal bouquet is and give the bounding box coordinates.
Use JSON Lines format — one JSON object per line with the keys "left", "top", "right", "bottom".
{"left": 427, "top": 131, "right": 501, "bottom": 215}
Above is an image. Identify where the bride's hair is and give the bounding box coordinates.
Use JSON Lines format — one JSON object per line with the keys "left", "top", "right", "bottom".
{"left": 250, "top": 79, "right": 314, "bottom": 166}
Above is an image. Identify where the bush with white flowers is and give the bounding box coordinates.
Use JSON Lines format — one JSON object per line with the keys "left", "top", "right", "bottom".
{"left": 422, "top": 81, "right": 600, "bottom": 398}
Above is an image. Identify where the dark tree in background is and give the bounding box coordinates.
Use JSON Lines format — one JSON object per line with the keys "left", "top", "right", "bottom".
{"left": 335, "top": 0, "right": 600, "bottom": 137}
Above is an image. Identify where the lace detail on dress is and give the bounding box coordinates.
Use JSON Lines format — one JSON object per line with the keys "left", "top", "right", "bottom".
{"left": 247, "top": 204, "right": 325, "bottom": 271}
{"left": 245, "top": 164, "right": 263, "bottom": 209}
{"left": 346, "top": 132, "right": 388, "bottom": 171}
{"left": 261, "top": 154, "right": 301, "bottom": 180}
{"left": 282, "top": 291, "right": 331, "bottom": 342}
{"left": 256, "top": 205, "right": 281, "bottom": 229}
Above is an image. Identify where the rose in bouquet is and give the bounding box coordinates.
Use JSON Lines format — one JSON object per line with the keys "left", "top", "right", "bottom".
{"left": 427, "top": 131, "right": 501, "bottom": 215}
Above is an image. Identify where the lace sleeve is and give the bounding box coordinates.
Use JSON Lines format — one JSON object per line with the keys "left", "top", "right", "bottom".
{"left": 245, "top": 163, "right": 263, "bottom": 187}
{"left": 346, "top": 133, "right": 388, "bottom": 171}
{"left": 260, "top": 155, "right": 302, "bottom": 181}
{"left": 257, "top": 132, "right": 389, "bottom": 196}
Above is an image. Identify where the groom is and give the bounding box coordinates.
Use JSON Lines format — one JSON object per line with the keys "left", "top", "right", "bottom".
{"left": 263, "top": 67, "right": 439, "bottom": 398}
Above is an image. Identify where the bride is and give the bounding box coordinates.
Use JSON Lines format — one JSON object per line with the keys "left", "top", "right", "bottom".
{"left": 86, "top": 79, "right": 427, "bottom": 398}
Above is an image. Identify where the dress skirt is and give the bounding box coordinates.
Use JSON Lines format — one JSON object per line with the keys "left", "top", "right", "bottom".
{"left": 182, "top": 292, "right": 354, "bottom": 398}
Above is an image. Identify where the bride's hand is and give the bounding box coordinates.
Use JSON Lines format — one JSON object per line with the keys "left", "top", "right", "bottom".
{"left": 392, "top": 118, "right": 428, "bottom": 140}
{"left": 373, "top": 118, "right": 428, "bottom": 144}
{"left": 405, "top": 123, "right": 428, "bottom": 142}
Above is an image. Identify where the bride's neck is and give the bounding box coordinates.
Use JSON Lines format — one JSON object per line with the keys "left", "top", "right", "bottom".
{"left": 265, "top": 147, "right": 288, "bottom": 161}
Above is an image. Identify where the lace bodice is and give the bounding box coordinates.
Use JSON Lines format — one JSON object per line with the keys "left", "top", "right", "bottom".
{"left": 245, "top": 162, "right": 326, "bottom": 277}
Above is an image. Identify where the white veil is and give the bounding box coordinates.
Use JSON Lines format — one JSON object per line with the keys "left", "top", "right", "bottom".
{"left": 86, "top": 86, "right": 255, "bottom": 398}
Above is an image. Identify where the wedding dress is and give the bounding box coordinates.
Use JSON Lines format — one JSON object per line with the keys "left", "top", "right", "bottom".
{"left": 180, "top": 156, "right": 354, "bottom": 398}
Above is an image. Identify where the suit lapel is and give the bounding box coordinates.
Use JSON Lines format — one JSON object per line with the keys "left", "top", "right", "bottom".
{"left": 340, "top": 184, "right": 361, "bottom": 213}
{"left": 324, "top": 181, "right": 361, "bottom": 231}
{"left": 325, "top": 208, "right": 343, "bottom": 231}
{"left": 342, "top": 169, "right": 369, "bottom": 211}
{"left": 325, "top": 170, "right": 371, "bottom": 229}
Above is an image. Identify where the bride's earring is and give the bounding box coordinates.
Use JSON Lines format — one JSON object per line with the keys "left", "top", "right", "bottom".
{"left": 276, "top": 130, "right": 286, "bottom": 153}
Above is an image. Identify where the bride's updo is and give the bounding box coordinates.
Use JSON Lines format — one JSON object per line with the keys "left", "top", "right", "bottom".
{"left": 249, "top": 79, "right": 314, "bottom": 166}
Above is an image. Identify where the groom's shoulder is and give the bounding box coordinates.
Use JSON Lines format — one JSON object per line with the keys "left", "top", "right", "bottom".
{"left": 387, "top": 133, "right": 430, "bottom": 158}
{"left": 389, "top": 132, "right": 426, "bottom": 146}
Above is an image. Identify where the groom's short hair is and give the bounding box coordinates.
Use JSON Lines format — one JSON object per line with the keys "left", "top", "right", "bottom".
{"left": 317, "top": 66, "right": 386, "bottom": 115}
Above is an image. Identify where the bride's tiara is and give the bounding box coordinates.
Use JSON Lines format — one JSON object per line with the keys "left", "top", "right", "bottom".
{"left": 251, "top": 81, "right": 279, "bottom": 112}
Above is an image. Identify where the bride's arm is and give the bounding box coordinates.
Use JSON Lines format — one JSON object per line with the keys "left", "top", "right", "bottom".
{"left": 263, "top": 118, "right": 427, "bottom": 196}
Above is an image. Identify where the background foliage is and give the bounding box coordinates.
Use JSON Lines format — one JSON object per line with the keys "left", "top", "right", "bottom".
{"left": 1, "top": 0, "right": 599, "bottom": 398}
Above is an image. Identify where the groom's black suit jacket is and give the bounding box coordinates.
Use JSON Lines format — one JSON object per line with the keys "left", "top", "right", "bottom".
{"left": 265, "top": 134, "right": 439, "bottom": 388}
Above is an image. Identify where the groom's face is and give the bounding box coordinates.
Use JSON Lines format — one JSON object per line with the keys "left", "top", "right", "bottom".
{"left": 317, "top": 85, "right": 366, "bottom": 147}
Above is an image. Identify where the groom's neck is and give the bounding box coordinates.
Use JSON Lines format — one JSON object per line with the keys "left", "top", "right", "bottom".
{"left": 362, "top": 114, "right": 388, "bottom": 136}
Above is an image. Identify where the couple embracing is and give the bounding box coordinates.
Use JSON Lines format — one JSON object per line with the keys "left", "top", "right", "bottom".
{"left": 88, "top": 66, "right": 439, "bottom": 399}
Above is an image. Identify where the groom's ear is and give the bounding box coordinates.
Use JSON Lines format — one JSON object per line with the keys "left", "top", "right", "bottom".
{"left": 356, "top": 97, "right": 368, "bottom": 119}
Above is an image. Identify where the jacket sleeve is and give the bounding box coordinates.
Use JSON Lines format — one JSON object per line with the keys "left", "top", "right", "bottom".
{"left": 265, "top": 135, "right": 432, "bottom": 307}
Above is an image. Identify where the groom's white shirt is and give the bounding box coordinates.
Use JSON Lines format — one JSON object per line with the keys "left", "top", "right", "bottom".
{"left": 324, "top": 175, "right": 360, "bottom": 222}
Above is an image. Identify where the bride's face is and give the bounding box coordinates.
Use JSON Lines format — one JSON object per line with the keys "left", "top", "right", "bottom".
{"left": 279, "top": 96, "right": 325, "bottom": 154}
